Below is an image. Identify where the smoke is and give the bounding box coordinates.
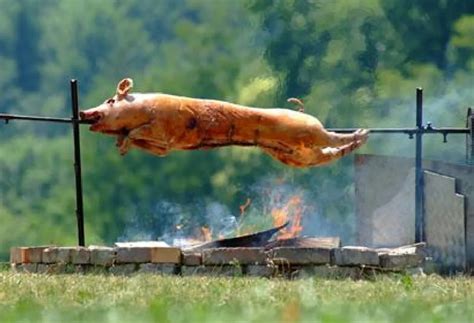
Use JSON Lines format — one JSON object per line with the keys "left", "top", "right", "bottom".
{"left": 118, "top": 172, "right": 357, "bottom": 245}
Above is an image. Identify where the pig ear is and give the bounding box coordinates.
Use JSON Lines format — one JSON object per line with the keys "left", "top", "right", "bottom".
{"left": 116, "top": 78, "right": 134, "bottom": 100}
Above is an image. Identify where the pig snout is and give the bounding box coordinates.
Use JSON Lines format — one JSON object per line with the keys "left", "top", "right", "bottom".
{"left": 79, "top": 110, "right": 104, "bottom": 131}
{"left": 80, "top": 110, "right": 102, "bottom": 122}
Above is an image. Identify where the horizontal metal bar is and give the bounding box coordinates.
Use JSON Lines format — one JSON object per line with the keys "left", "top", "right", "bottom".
{"left": 328, "top": 127, "right": 470, "bottom": 134}
{"left": 0, "top": 113, "right": 93, "bottom": 124}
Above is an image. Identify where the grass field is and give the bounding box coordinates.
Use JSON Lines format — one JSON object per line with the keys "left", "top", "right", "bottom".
{"left": 0, "top": 269, "right": 473, "bottom": 323}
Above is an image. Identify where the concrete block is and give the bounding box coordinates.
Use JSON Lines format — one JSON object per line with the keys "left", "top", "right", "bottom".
{"left": 182, "top": 253, "right": 202, "bottom": 266}
{"left": 109, "top": 264, "right": 137, "bottom": 275}
{"left": 151, "top": 247, "right": 181, "bottom": 264}
{"left": 137, "top": 263, "right": 162, "bottom": 273}
{"left": 42, "top": 248, "right": 59, "bottom": 264}
{"left": 12, "top": 263, "right": 37, "bottom": 273}
{"left": 36, "top": 264, "right": 49, "bottom": 274}
{"left": 10, "top": 246, "right": 50, "bottom": 264}
{"left": 90, "top": 246, "right": 116, "bottom": 266}
{"left": 379, "top": 253, "right": 423, "bottom": 270}
{"left": 268, "top": 247, "right": 330, "bottom": 265}
{"left": 137, "top": 263, "right": 179, "bottom": 275}
{"left": 181, "top": 265, "right": 242, "bottom": 277}
{"left": 71, "top": 247, "right": 90, "bottom": 264}
{"left": 56, "top": 247, "right": 75, "bottom": 263}
{"left": 116, "top": 247, "right": 151, "bottom": 263}
{"left": 181, "top": 266, "right": 206, "bottom": 276}
{"left": 42, "top": 247, "right": 74, "bottom": 264}
{"left": 294, "top": 265, "right": 364, "bottom": 279}
{"left": 202, "top": 248, "right": 266, "bottom": 265}
{"left": 245, "top": 265, "right": 274, "bottom": 277}
{"left": 10, "top": 247, "right": 24, "bottom": 264}
{"left": 44, "top": 263, "right": 74, "bottom": 274}
{"left": 332, "top": 247, "right": 379, "bottom": 266}
{"left": 161, "top": 264, "right": 179, "bottom": 275}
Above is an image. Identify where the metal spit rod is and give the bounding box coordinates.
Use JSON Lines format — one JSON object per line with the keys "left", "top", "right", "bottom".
{"left": 0, "top": 114, "right": 469, "bottom": 135}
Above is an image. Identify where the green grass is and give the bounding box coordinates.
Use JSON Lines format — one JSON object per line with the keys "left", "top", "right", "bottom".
{"left": 0, "top": 270, "right": 473, "bottom": 323}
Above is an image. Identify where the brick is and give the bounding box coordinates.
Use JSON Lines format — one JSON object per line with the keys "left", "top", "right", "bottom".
{"left": 181, "top": 266, "right": 206, "bottom": 276}
{"left": 84, "top": 265, "right": 108, "bottom": 275}
{"left": 42, "top": 247, "right": 75, "bottom": 264}
{"left": 42, "top": 248, "right": 59, "bottom": 263}
{"left": 109, "top": 264, "right": 137, "bottom": 275}
{"left": 36, "top": 263, "right": 78, "bottom": 275}
{"left": 11, "top": 246, "right": 50, "bottom": 264}
{"left": 246, "top": 265, "right": 274, "bottom": 277}
{"left": 295, "top": 265, "right": 365, "bottom": 279}
{"left": 268, "top": 247, "right": 331, "bottom": 265}
{"left": 10, "top": 247, "right": 24, "bottom": 264}
{"left": 207, "top": 265, "right": 243, "bottom": 277}
{"left": 137, "top": 263, "right": 179, "bottom": 275}
{"left": 90, "top": 246, "right": 116, "bottom": 266}
{"left": 45, "top": 263, "right": 74, "bottom": 274}
{"left": 332, "top": 247, "right": 379, "bottom": 266}
{"left": 379, "top": 254, "right": 423, "bottom": 270}
{"left": 151, "top": 247, "right": 181, "bottom": 264}
{"left": 36, "top": 264, "right": 49, "bottom": 274}
{"left": 137, "top": 263, "right": 162, "bottom": 273}
{"left": 161, "top": 264, "right": 179, "bottom": 275}
{"left": 202, "top": 248, "right": 266, "bottom": 265}
{"left": 182, "top": 253, "right": 202, "bottom": 266}
{"left": 25, "top": 247, "right": 49, "bottom": 263}
{"left": 71, "top": 247, "right": 91, "bottom": 264}
{"left": 182, "top": 265, "right": 242, "bottom": 277}
{"left": 56, "top": 247, "right": 75, "bottom": 263}
{"left": 12, "top": 263, "right": 38, "bottom": 273}
{"left": 116, "top": 247, "right": 151, "bottom": 263}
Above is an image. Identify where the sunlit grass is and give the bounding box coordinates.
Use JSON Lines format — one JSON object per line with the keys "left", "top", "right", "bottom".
{"left": 0, "top": 271, "right": 473, "bottom": 322}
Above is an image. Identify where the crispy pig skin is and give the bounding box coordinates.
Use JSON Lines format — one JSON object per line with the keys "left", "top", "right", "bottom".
{"left": 80, "top": 78, "right": 368, "bottom": 167}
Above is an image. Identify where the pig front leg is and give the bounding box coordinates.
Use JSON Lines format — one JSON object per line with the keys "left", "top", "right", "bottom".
{"left": 117, "top": 123, "right": 169, "bottom": 156}
{"left": 116, "top": 130, "right": 131, "bottom": 156}
{"left": 130, "top": 139, "right": 169, "bottom": 156}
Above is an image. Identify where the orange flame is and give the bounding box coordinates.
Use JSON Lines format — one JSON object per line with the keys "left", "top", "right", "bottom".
{"left": 200, "top": 226, "right": 212, "bottom": 242}
{"left": 239, "top": 198, "right": 252, "bottom": 216}
{"left": 272, "top": 195, "right": 303, "bottom": 239}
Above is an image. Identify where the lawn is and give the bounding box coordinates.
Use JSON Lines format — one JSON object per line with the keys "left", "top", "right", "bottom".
{"left": 0, "top": 269, "right": 473, "bottom": 323}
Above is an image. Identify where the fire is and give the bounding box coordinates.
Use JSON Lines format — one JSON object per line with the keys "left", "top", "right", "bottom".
{"left": 239, "top": 198, "right": 252, "bottom": 216}
{"left": 200, "top": 226, "right": 212, "bottom": 242}
{"left": 272, "top": 195, "right": 303, "bottom": 239}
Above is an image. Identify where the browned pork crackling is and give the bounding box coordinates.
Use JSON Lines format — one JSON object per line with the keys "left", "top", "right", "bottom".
{"left": 80, "top": 78, "right": 368, "bottom": 167}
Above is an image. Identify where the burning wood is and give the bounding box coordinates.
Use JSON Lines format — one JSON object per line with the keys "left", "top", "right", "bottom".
{"left": 80, "top": 78, "right": 369, "bottom": 168}
{"left": 183, "top": 221, "right": 289, "bottom": 252}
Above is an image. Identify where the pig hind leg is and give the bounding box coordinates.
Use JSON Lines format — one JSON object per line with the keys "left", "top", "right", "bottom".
{"left": 321, "top": 129, "right": 369, "bottom": 147}
{"left": 262, "top": 138, "right": 366, "bottom": 167}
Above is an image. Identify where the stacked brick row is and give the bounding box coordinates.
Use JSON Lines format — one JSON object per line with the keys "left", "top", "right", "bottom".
{"left": 10, "top": 244, "right": 425, "bottom": 278}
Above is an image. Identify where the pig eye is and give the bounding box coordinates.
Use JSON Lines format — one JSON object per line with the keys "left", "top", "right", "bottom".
{"left": 106, "top": 98, "right": 115, "bottom": 105}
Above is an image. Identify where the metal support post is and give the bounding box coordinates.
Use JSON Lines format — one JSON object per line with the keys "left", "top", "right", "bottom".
{"left": 70, "top": 80, "right": 85, "bottom": 246}
{"left": 415, "top": 88, "right": 424, "bottom": 243}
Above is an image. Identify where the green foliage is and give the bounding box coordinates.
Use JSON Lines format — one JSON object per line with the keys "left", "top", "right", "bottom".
{"left": 0, "top": 0, "right": 474, "bottom": 258}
